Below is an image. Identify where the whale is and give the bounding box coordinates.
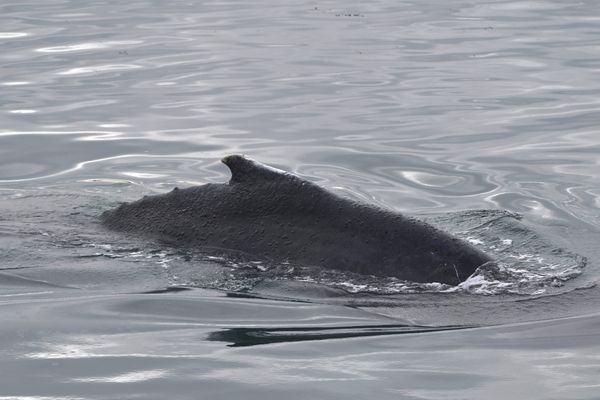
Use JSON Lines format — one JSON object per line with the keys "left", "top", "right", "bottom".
{"left": 101, "top": 155, "right": 492, "bottom": 285}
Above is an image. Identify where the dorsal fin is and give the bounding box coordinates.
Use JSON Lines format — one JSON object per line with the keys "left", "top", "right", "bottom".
{"left": 222, "top": 154, "right": 290, "bottom": 184}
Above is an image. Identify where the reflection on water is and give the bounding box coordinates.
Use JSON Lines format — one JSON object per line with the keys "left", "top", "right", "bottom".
{"left": 5, "top": 289, "right": 600, "bottom": 399}
{"left": 207, "top": 324, "right": 471, "bottom": 347}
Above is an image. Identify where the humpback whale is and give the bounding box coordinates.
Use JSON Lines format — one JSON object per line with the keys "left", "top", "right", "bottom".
{"left": 101, "top": 155, "right": 492, "bottom": 285}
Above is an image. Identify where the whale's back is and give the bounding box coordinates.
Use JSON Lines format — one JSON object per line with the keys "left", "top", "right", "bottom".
{"left": 101, "top": 155, "right": 492, "bottom": 285}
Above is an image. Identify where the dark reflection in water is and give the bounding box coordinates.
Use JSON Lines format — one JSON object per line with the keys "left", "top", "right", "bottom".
{"left": 208, "top": 323, "right": 472, "bottom": 347}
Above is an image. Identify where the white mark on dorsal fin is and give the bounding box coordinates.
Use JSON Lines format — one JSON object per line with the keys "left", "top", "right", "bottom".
{"left": 221, "top": 154, "right": 291, "bottom": 184}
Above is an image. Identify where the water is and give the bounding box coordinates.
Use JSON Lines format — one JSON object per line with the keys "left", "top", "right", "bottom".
{"left": 1, "top": 0, "right": 600, "bottom": 398}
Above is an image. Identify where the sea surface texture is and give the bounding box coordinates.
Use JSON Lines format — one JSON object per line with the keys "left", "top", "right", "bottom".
{"left": 1, "top": 0, "right": 600, "bottom": 399}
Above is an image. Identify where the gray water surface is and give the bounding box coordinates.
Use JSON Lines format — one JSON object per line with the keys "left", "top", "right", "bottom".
{"left": 1, "top": 0, "right": 600, "bottom": 399}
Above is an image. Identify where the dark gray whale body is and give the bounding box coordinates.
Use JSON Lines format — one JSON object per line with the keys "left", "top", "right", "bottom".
{"left": 101, "top": 155, "right": 492, "bottom": 285}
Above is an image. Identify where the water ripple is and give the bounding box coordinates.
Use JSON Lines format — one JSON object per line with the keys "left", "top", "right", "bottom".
{"left": 57, "top": 64, "right": 143, "bottom": 75}
{"left": 36, "top": 40, "right": 142, "bottom": 53}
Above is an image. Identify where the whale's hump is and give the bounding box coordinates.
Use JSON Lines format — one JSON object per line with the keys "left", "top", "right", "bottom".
{"left": 222, "top": 154, "right": 293, "bottom": 184}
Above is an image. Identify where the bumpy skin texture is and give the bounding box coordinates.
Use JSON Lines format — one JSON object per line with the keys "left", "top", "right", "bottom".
{"left": 101, "top": 155, "right": 492, "bottom": 285}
